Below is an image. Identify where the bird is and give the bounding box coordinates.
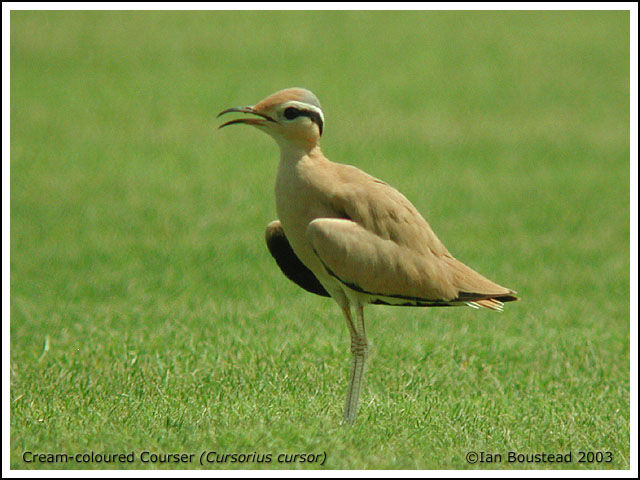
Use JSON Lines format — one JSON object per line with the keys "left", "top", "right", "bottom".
{"left": 218, "top": 88, "right": 517, "bottom": 423}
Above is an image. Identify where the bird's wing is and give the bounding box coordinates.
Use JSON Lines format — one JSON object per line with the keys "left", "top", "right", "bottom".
{"left": 265, "top": 220, "right": 330, "bottom": 297}
{"left": 306, "top": 165, "right": 517, "bottom": 305}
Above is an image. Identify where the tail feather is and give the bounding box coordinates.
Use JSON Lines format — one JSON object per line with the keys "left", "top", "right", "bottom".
{"left": 445, "top": 255, "right": 515, "bottom": 298}
{"left": 445, "top": 255, "right": 518, "bottom": 311}
{"left": 467, "top": 298, "right": 505, "bottom": 311}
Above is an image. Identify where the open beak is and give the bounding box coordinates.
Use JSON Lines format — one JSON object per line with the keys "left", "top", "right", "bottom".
{"left": 217, "top": 106, "right": 277, "bottom": 129}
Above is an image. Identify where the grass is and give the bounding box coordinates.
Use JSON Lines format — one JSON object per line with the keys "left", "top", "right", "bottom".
{"left": 10, "top": 10, "right": 630, "bottom": 470}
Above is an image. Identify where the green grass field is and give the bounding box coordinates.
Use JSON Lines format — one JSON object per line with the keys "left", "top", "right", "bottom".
{"left": 10, "top": 11, "right": 630, "bottom": 470}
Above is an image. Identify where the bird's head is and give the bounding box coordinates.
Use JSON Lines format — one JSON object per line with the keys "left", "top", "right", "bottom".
{"left": 218, "top": 88, "right": 324, "bottom": 151}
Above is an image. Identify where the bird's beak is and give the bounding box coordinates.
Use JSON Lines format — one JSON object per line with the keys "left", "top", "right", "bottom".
{"left": 217, "top": 106, "right": 277, "bottom": 129}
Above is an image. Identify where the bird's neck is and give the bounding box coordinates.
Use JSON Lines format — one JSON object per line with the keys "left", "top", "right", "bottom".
{"left": 278, "top": 142, "right": 325, "bottom": 166}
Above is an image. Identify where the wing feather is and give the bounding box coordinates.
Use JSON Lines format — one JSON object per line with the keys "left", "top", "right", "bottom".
{"left": 306, "top": 165, "right": 516, "bottom": 304}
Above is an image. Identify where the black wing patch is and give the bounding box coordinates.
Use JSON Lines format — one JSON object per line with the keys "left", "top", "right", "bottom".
{"left": 265, "top": 222, "right": 330, "bottom": 297}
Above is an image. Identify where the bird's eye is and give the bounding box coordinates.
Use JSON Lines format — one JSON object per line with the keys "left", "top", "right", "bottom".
{"left": 284, "top": 107, "right": 300, "bottom": 120}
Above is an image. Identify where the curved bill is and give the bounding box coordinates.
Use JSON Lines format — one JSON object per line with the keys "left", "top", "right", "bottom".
{"left": 217, "top": 106, "right": 277, "bottom": 129}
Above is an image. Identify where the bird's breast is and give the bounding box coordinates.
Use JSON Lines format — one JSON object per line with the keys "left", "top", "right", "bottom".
{"left": 274, "top": 158, "right": 337, "bottom": 278}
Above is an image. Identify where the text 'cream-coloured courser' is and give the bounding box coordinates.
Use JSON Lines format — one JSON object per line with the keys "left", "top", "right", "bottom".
{"left": 218, "top": 88, "right": 517, "bottom": 423}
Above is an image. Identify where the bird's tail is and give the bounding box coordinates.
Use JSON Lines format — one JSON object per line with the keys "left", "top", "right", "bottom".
{"left": 466, "top": 298, "right": 505, "bottom": 311}
{"left": 444, "top": 255, "right": 517, "bottom": 312}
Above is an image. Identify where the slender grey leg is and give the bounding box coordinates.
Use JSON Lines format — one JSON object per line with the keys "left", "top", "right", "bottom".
{"left": 342, "top": 303, "right": 368, "bottom": 424}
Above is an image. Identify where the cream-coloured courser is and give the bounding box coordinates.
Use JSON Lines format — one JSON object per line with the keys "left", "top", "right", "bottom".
{"left": 218, "top": 88, "right": 517, "bottom": 423}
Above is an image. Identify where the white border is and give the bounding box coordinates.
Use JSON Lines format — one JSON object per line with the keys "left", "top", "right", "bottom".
{"left": 3, "top": 2, "right": 638, "bottom": 478}
{"left": 1, "top": 2, "right": 639, "bottom": 11}
{"left": 629, "top": 1, "right": 638, "bottom": 478}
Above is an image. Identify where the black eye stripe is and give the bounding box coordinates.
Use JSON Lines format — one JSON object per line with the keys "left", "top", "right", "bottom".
{"left": 284, "top": 107, "right": 300, "bottom": 119}
{"left": 283, "top": 107, "right": 323, "bottom": 135}
{"left": 303, "top": 110, "right": 323, "bottom": 135}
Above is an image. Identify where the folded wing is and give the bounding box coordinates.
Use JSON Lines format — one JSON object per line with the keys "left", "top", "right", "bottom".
{"left": 306, "top": 166, "right": 517, "bottom": 307}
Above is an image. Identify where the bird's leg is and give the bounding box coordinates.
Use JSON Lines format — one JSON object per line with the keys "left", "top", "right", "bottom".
{"left": 342, "top": 303, "right": 368, "bottom": 424}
